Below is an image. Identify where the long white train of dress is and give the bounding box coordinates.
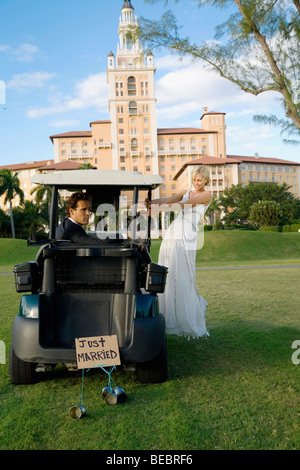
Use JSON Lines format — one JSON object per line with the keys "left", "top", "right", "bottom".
{"left": 158, "top": 191, "right": 210, "bottom": 339}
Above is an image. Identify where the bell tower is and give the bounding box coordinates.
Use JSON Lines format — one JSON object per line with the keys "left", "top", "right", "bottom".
{"left": 107, "top": 1, "right": 159, "bottom": 176}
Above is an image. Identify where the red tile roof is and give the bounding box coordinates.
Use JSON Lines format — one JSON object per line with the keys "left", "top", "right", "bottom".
{"left": 0, "top": 160, "right": 54, "bottom": 171}
{"left": 49, "top": 131, "right": 92, "bottom": 142}
{"left": 173, "top": 154, "right": 300, "bottom": 180}
{"left": 173, "top": 156, "right": 240, "bottom": 179}
{"left": 37, "top": 161, "right": 82, "bottom": 171}
{"left": 90, "top": 120, "right": 111, "bottom": 126}
{"left": 227, "top": 155, "right": 300, "bottom": 165}
{"left": 200, "top": 110, "right": 226, "bottom": 120}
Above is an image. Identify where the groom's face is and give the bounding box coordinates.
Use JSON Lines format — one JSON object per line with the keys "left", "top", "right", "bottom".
{"left": 69, "top": 199, "right": 91, "bottom": 226}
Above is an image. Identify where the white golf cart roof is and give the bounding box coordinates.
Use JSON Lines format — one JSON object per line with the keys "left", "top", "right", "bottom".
{"left": 31, "top": 169, "right": 162, "bottom": 189}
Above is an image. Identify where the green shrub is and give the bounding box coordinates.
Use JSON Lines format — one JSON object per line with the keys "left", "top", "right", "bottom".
{"left": 282, "top": 224, "right": 300, "bottom": 232}
{"left": 259, "top": 226, "right": 281, "bottom": 232}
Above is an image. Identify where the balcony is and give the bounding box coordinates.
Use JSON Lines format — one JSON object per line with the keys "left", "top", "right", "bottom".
{"left": 157, "top": 144, "right": 203, "bottom": 157}
{"left": 67, "top": 144, "right": 93, "bottom": 159}
{"left": 130, "top": 150, "right": 140, "bottom": 157}
{"left": 98, "top": 142, "right": 112, "bottom": 149}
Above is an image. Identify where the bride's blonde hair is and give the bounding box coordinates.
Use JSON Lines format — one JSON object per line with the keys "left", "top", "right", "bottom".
{"left": 191, "top": 165, "right": 210, "bottom": 186}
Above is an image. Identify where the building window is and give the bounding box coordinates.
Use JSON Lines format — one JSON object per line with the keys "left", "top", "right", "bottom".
{"left": 131, "top": 138, "right": 139, "bottom": 156}
{"left": 128, "top": 76, "right": 136, "bottom": 96}
{"left": 129, "top": 101, "right": 137, "bottom": 115}
{"left": 141, "top": 81, "right": 148, "bottom": 96}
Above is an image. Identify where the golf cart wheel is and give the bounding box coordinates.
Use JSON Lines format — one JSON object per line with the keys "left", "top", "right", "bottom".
{"left": 9, "top": 344, "right": 37, "bottom": 385}
{"left": 136, "top": 335, "right": 167, "bottom": 384}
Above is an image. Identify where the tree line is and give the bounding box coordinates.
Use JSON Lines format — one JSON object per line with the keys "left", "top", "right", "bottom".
{"left": 0, "top": 169, "right": 66, "bottom": 240}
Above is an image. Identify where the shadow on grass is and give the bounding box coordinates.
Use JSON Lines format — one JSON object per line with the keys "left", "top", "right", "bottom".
{"left": 166, "top": 321, "right": 300, "bottom": 380}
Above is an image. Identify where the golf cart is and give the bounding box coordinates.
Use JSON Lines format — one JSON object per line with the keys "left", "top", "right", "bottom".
{"left": 9, "top": 170, "right": 168, "bottom": 384}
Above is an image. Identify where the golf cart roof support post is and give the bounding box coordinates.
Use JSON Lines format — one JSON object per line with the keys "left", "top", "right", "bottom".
{"left": 49, "top": 186, "right": 58, "bottom": 240}
{"left": 131, "top": 186, "right": 139, "bottom": 241}
{"left": 147, "top": 188, "right": 152, "bottom": 246}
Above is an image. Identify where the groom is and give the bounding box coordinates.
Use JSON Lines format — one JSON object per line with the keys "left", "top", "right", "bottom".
{"left": 55, "top": 191, "right": 106, "bottom": 245}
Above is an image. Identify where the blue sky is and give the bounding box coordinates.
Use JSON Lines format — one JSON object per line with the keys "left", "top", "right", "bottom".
{"left": 0, "top": 0, "right": 299, "bottom": 166}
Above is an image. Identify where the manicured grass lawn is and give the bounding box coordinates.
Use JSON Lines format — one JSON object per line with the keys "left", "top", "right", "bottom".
{"left": 0, "top": 235, "right": 299, "bottom": 450}
{"left": 150, "top": 231, "right": 300, "bottom": 267}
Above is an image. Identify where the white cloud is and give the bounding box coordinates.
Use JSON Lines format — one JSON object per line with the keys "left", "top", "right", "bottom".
{"left": 12, "top": 43, "right": 41, "bottom": 62}
{"left": 27, "top": 73, "right": 108, "bottom": 119}
{"left": 0, "top": 45, "right": 11, "bottom": 52}
{"left": 49, "top": 119, "right": 81, "bottom": 128}
{"left": 154, "top": 54, "right": 192, "bottom": 70}
{"left": 154, "top": 56, "right": 282, "bottom": 129}
{"left": 7, "top": 72, "right": 56, "bottom": 90}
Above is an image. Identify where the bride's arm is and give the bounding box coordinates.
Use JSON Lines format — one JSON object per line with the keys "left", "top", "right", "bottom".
{"left": 145, "top": 190, "right": 186, "bottom": 211}
{"left": 151, "top": 189, "right": 186, "bottom": 206}
{"left": 178, "top": 190, "right": 212, "bottom": 209}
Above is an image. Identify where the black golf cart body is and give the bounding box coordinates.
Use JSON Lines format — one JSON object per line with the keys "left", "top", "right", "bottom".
{"left": 9, "top": 170, "right": 168, "bottom": 384}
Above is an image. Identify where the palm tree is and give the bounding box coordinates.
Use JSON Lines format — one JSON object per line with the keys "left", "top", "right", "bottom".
{"left": 78, "top": 163, "right": 96, "bottom": 169}
{"left": 0, "top": 169, "right": 24, "bottom": 238}
{"left": 22, "top": 200, "right": 47, "bottom": 241}
{"left": 208, "top": 196, "right": 222, "bottom": 229}
{"left": 31, "top": 184, "right": 53, "bottom": 205}
{"left": 31, "top": 184, "right": 54, "bottom": 224}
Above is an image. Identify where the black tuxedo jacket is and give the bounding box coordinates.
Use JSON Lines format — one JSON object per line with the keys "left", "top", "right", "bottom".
{"left": 55, "top": 218, "right": 104, "bottom": 245}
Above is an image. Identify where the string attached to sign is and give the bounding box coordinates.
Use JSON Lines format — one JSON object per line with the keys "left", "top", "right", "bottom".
{"left": 69, "top": 336, "right": 127, "bottom": 419}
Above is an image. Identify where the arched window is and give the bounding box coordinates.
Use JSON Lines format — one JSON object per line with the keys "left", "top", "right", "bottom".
{"left": 129, "top": 101, "right": 137, "bottom": 115}
{"left": 131, "top": 138, "right": 139, "bottom": 156}
{"left": 127, "top": 76, "right": 136, "bottom": 96}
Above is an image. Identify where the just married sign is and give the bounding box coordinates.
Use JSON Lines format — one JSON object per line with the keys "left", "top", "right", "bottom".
{"left": 75, "top": 335, "right": 121, "bottom": 369}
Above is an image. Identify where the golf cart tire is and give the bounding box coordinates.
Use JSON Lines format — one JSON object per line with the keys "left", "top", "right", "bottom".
{"left": 135, "top": 334, "right": 167, "bottom": 384}
{"left": 9, "top": 344, "right": 37, "bottom": 385}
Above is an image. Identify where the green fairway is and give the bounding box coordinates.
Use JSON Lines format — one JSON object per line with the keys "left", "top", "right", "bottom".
{"left": 149, "top": 230, "right": 300, "bottom": 267}
{"left": 0, "top": 235, "right": 299, "bottom": 450}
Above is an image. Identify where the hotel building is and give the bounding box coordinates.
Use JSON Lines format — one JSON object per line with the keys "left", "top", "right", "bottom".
{"left": 1, "top": 0, "right": 299, "bottom": 211}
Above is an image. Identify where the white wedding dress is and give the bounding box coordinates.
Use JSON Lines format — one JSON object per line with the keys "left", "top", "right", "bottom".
{"left": 158, "top": 190, "right": 210, "bottom": 339}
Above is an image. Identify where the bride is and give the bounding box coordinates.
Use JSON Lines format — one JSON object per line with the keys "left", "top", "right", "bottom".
{"left": 148, "top": 165, "right": 212, "bottom": 339}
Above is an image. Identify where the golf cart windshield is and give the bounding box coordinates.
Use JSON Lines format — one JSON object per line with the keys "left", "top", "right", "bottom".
{"left": 31, "top": 170, "right": 162, "bottom": 245}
